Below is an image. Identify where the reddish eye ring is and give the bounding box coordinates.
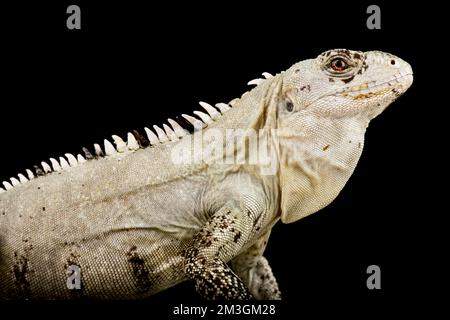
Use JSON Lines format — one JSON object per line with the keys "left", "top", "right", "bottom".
{"left": 330, "top": 58, "right": 348, "bottom": 71}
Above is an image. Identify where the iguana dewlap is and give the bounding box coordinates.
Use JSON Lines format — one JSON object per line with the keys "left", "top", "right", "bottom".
{"left": 0, "top": 49, "right": 413, "bottom": 299}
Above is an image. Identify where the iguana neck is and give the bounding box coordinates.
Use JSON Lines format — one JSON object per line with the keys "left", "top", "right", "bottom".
{"left": 169, "top": 75, "right": 284, "bottom": 170}
{"left": 209, "top": 74, "right": 284, "bottom": 132}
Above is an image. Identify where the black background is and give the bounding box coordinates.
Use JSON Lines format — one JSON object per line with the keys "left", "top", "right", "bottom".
{"left": 0, "top": 1, "right": 442, "bottom": 317}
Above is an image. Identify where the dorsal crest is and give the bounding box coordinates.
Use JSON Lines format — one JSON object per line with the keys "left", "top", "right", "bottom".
{"left": 0, "top": 72, "right": 274, "bottom": 194}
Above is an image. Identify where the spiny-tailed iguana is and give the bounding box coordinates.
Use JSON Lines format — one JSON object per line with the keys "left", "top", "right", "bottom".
{"left": 0, "top": 49, "right": 413, "bottom": 300}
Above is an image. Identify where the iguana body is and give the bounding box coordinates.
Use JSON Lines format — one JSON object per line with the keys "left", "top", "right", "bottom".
{"left": 0, "top": 49, "right": 413, "bottom": 299}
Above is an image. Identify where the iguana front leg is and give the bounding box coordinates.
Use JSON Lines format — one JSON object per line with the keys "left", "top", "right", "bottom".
{"left": 183, "top": 201, "right": 263, "bottom": 300}
{"left": 231, "top": 231, "right": 281, "bottom": 300}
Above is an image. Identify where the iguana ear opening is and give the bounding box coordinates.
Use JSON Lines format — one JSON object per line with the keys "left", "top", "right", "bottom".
{"left": 278, "top": 90, "right": 296, "bottom": 114}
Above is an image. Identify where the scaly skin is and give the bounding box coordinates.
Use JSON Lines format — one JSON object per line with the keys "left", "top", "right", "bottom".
{"left": 0, "top": 49, "right": 413, "bottom": 299}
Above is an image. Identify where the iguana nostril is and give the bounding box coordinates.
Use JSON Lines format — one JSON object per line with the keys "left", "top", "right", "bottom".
{"left": 390, "top": 59, "right": 396, "bottom": 65}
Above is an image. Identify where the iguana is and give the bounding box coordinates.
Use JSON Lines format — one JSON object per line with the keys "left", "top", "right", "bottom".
{"left": 0, "top": 49, "right": 413, "bottom": 300}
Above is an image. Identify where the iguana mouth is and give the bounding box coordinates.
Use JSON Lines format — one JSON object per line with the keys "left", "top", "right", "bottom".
{"left": 335, "top": 73, "right": 413, "bottom": 96}
{"left": 305, "top": 73, "right": 413, "bottom": 108}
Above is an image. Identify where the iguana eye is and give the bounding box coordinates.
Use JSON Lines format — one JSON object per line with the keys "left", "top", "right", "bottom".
{"left": 330, "top": 58, "right": 348, "bottom": 71}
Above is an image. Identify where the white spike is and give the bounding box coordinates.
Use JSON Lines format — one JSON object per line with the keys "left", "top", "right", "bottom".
{"left": 163, "top": 124, "right": 178, "bottom": 141}
{"left": 26, "top": 169, "right": 34, "bottom": 180}
{"left": 18, "top": 174, "right": 28, "bottom": 184}
{"left": 10, "top": 177, "right": 21, "bottom": 187}
{"left": 94, "top": 144, "right": 103, "bottom": 157}
{"left": 144, "top": 127, "right": 160, "bottom": 145}
{"left": 3, "top": 181, "right": 13, "bottom": 190}
{"left": 112, "top": 135, "right": 127, "bottom": 153}
{"left": 41, "top": 161, "right": 52, "bottom": 173}
{"left": 199, "top": 101, "right": 221, "bottom": 120}
{"left": 153, "top": 125, "right": 169, "bottom": 142}
{"left": 262, "top": 72, "right": 273, "bottom": 79}
{"left": 65, "top": 153, "right": 78, "bottom": 166}
{"left": 59, "top": 157, "right": 70, "bottom": 169}
{"left": 193, "top": 111, "right": 213, "bottom": 124}
{"left": 0, "top": 187, "right": 4, "bottom": 193}
{"left": 50, "top": 158, "right": 61, "bottom": 171}
{"left": 104, "top": 139, "right": 117, "bottom": 156}
{"left": 247, "top": 78, "right": 264, "bottom": 86}
{"left": 182, "top": 114, "right": 205, "bottom": 131}
{"left": 77, "top": 154, "right": 86, "bottom": 163}
{"left": 215, "top": 103, "right": 231, "bottom": 113}
{"left": 127, "top": 132, "right": 139, "bottom": 150}
{"left": 167, "top": 119, "right": 188, "bottom": 137}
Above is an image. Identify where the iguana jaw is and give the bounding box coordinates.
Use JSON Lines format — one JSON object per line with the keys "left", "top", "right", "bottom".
{"left": 302, "top": 72, "right": 413, "bottom": 111}
{"left": 333, "top": 73, "right": 413, "bottom": 99}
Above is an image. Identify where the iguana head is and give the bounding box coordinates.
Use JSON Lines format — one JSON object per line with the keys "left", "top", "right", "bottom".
{"left": 274, "top": 49, "right": 413, "bottom": 223}
{"left": 278, "top": 49, "right": 413, "bottom": 123}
